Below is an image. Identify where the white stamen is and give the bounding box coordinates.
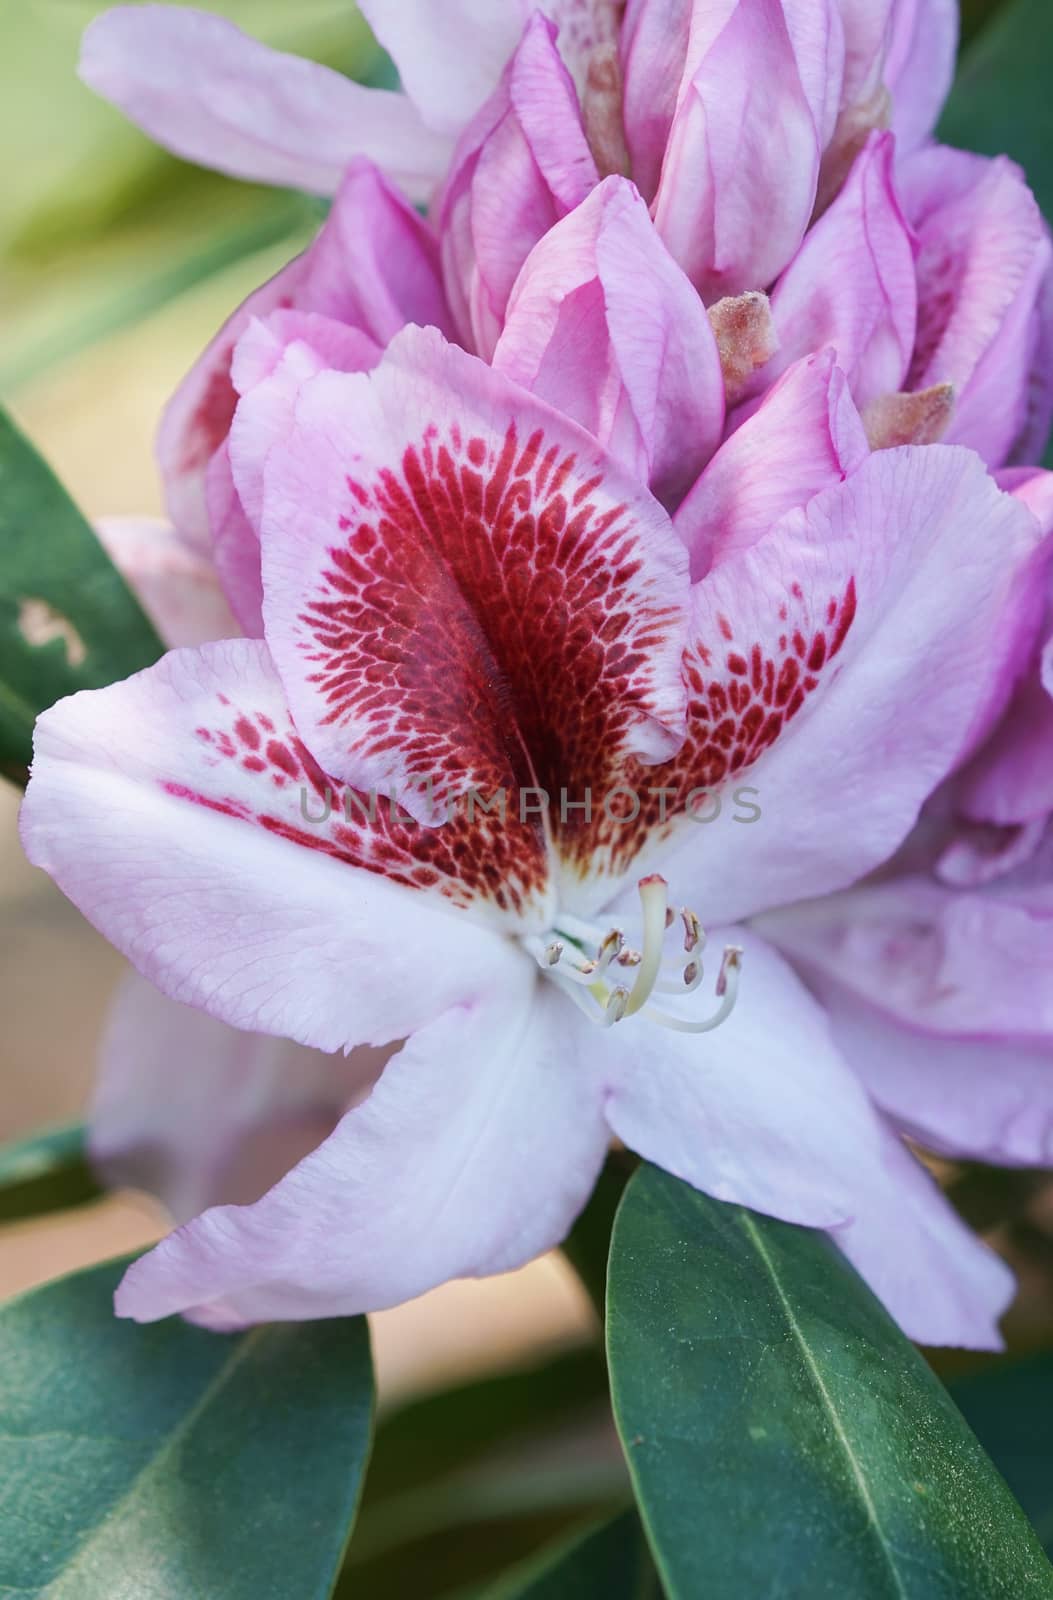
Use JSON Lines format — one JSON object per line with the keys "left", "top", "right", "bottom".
{"left": 623, "top": 875, "right": 670, "bottom": 1017}
{"left": 523, "top": 881, "right": 741, "bottom": 1034}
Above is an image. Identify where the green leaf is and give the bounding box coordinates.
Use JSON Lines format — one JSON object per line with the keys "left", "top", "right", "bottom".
{"left": 607, "top": 1165, "right": 1053, "bottom": 1600}
{"left": 484, "top": 1510, "right": 660, "bottom": 1599}
{"left": 0, "top": 1254, "right": 374, "bottom": 1598}
{"left": 952, "top": 1354, "right": 1053, "bottom": 1553}
{"left": 0, "top": 1122, "right": 102, "bottom": 1222}
{"left": 0, "top": 405, "right": 163, "bottom": 776}
{"left": 940, "top": 0, "right": 1053, "bottom": 222}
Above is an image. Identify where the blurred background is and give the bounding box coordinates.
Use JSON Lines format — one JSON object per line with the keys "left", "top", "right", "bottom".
{"left": 1, "top": 0, "right": 1052, "bottom": 1542}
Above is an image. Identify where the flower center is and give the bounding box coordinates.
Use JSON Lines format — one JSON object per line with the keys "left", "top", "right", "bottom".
{"left": 523, "top": 874, "right": 742, "bottom": 1033}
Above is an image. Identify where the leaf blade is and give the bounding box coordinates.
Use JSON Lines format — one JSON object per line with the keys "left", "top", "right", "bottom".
{"left": 0, "top": 1255, "right": 374, "bottom": 1599}
{"left": 0, "top": 406, "right": 164, "bottom": 775}
{"left": 607, "top": 1165, "right": 1053, "bottom": 1600}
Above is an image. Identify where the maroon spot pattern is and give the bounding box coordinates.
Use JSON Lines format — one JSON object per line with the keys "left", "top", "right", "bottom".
{"left": 166, "top": 701, "right": 550, "bottom": 923}
{"left": 295, "top": 419, "right": 681, "bottom": 821}
{"left": 570, "top": 578, "right": 859, "bottom": 877}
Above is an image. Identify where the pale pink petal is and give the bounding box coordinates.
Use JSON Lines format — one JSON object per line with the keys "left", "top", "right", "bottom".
{"left": 258, "top": 324, "right": 690, "bottom": 824}
{"left": 93, "top": 973, "right": 391, "bottom": 1224}
{"left": 597, "top": 929, "right": 876, "bottom": 1226}
{"left": 618, "top": 0, "right": 693, "bottom": 201}
{"left": 676, "top": 350, "right": 869, "bottom": 578}
{"left": 651, "top": 0, "right": 826, "bottom": 300}
{"left": 436, "top": 13, "right": 600, "bottom": 357}
{"left": 80, "top": 6, "right": 450, "bottom": 202}
{"left": 582, "top": 446, "right": 1044, "bottom": 922}
{"left": 94, "top": 516, "right": 239, "bottom": 648}
{"left": 884, "top": 0, "right": 958, "bottom": 154}
{"left": 113, "top": 978, "right": 610, "bottom": 1326}
{"left": 20, "top": 638, "right": 543, "bottom": 1049}
{"left": 832, "top": 1122, "right": 1013, "bottom": 1350}
{"left": 358, "top": 0, "right": 524, "bottom": 136}
{"left": 205, "top": 446, "right": 265, "bottom": 637}
{"left": 900, "top": 145, "right": 1053, "bottom": 469}
{"left": 835, "top": 0, "right": 894, "bottom": 108}
{"left": 768, "top": 876, "right": 1053, "bottom": 1041}
{"left": 157, "top": 159, "right": 451, "bottom": 553}
{"left": 765, "top": 133, "right": 917, "bottom": 408}
{"left": 494, "top": 176, "right": 725, "bottom": 508}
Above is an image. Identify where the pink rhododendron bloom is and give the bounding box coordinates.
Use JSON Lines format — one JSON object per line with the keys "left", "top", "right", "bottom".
{"left": 29, "top": 1, "right": 1053, "bottom": 1348}
{"left": 81, "top": 1, "right": 1053, "bottom": 563}
{"left": 21, "top": 322, "right": 1053, "bottom": 1345}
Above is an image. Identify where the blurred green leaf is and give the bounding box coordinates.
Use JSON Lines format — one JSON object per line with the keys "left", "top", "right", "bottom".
{"left": 483, "top": 1510, "right": 660, "bottom": 1599}
{"left": 607, "top": 1165, "right": 1053, "bottom": 1600}
{"left": 0, "top": 404, "right": 163, "bottom": 776}
{"left": 340, "top": 1347, "right": 625, "bottom": 1598}
{"left": 0, "top": 1254, "right": 374, "bottom": 1598}
{"left": 940, "top": 0, "right": 1053, "bottom": 221}
{"left": 952, "top": 1354, "right": 1053, "bottom": 1553}
{"left": 0, "top": 1121, "right": 101, "bottom": 1222}
{"left": 561, "top": 1152, "right": 635, "bottom": 1316}
{"left": 364, "top": 1345, "right": 609, "bottom": 1505}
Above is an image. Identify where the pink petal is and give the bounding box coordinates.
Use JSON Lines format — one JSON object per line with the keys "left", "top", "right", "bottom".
{"left": 676, "top": 350, "right": 869, "bottom": 577}
{"left": 770, "top": 876, "right": 1053, "bottom": 1041}
{"left": 900, "top": 145, "right": 1053, "bottom": 469}
{"left": 651, "top": 0, "right": 828, "bottom": 300}
{"left": 80, "top": 6, "right": 450, "bottom": 202}
{"left": 494, "top": 176, "right": 725, "bottom": 508}
{"left": 94, "top": 516, "right": 239, "bottom": 648}
{"left": 619, "top": 0, "right": 693, "bottom": 202}
{"left": 765, "top": 132, "right": 917, "bottom": 409}
{"left": 435, "top": 12, "right": 600, "bottom": 357}
{"left": 93, "top": 973, "right": 391, "bottom": 1224}
{"left": 358, "top": 0, "right": 524, "bottom": 136}
{"left": 157, "top": 160, "right": 451, "bottom": 555}
{"left": 113, "top": 978, "right": 609, "bottom": 1325}
{"left": 884, "top": 0, "right": 958, "bottom": 154}
{"left": 258, "top": 324, "right": 690, "bottom": 824}
{"left": 20, "top": 637, "right": 544, "bottom": 1048}
{"left": 588, "top": 445, "right": 1043, "bottom": 923}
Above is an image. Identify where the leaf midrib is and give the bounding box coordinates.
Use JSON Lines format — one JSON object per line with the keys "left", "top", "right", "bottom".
{"left": 741, "top": 1213, "right": 910, "bottom": 1600}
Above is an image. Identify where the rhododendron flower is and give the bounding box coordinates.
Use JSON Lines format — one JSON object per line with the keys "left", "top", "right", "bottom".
{"left": 21, "top": 325, "right": 1052, "bottom": 1345}
{"left": 81, "top": 0, "right": 1053, "bottom": 576}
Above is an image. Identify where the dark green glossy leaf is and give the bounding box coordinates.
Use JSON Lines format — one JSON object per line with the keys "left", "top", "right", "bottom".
{"left": 952, "top": 1354, "right": 1053, "bottom": 1553}
{"left": 607, "top": 1165, "right": 1053, "bottom": 1599}
{"left": 484, "top": 1510, "right": 660, "bottom": 1599}
{"left": 0, "top": 1255, "right": 374, "bottom": 1598}
{"left": 0, "top": 1122, "right": 102, "bottom": 1222}
{"left": 0, "top": 406, "right": 163, "bottom": 776}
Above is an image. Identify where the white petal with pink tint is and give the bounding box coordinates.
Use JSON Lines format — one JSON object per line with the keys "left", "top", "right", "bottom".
{"left": 358, "top": 0, "right": 524, "bottom": 135}
{"left": 20, "top": 638, "right": 536, "bottom": 1047}
{"left": 93, "top": 973, "right": 391, "bottom": 1225}
{"left": 80, "top": 6, "right": 450, "bottom": 202}
{"left": 641, "top": 446, "right": 1044, "bottom": 923}
{"left": 113, "top": 975, "right": 609, "bottom": 1327}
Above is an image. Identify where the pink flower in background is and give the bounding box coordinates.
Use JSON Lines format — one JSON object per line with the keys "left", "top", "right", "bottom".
{"left": 21, "top": 324, "right": 1052, "bottom": 1344}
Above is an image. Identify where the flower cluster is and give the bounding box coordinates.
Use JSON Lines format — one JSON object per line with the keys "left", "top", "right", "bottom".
{"left": 21, "top": 0, "right": 1053, "bottom": 1345}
